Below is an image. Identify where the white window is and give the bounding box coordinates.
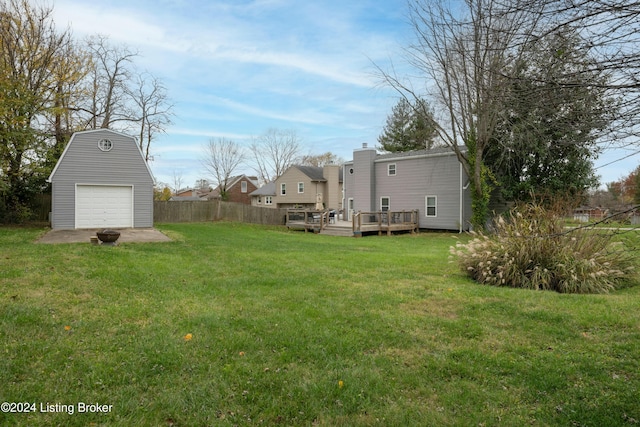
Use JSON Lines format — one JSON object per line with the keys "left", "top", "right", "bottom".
{"left": 241, "top": 181, "right": 248, "bottom": 193}
{"left": 298, "top": 182, "right": 304, "bottom": 193}
{"left": 381, "top": 197, "right": 390, "bottom": 212}
{"left": 265, "top": 196, "right": 273, "bottom": 205}
{"left": 388, "top": 163, "right": 396, "bottom": 176}
{"left": 426, "top": 196, "right": 437, "bottom": 217}
{"left": 280, "top": 183, "right": 286, "bottom": 195}
{"left": 98, "top": 138, "right": 113, "bottom": 152}
{"left": 257, "top": 196, "right": 262, "bottom": 204}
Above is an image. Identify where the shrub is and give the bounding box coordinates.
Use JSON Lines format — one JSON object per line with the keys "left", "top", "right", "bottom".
{"left": 452, "top": 202, "right": 636, "bottom": 293}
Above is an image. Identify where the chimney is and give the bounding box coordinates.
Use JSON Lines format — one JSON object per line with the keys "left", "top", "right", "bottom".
{"left": 362, "top": 142, "right": 368, "bottom": 148}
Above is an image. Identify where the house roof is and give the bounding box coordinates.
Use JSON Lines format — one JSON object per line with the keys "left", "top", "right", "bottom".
{"left": 290, "top": 165, "right": 344, "bottom": 182}
{"left": 250, "top": 182, "right": 276, "bottom": 196}
{"left": 227, "top": 174, "right": 259, "bottom": 188}
{"left": 295, "top": 165, "right": 326, "bottom": 182}
{"left": 344, "top": 145, "right": 466, "bottom": 165}
{"left": 47, "top": 128, "right": 155, "bottom": 184}
{"left": 210, "top": 174, "right": 259, "bottom": 197}
{"left": 377, "top": 146, "right": 462, "bottom": 160}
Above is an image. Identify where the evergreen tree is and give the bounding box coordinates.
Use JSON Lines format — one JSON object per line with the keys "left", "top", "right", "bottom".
{"left": 377, "top": 98, "right": 437, "bottom": 152}
{"left": 486, "top": 29, "right": 613, "bottom": 202}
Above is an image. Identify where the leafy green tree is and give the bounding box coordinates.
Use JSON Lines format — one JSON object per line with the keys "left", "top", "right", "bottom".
{"left": 377, "top": 98, "right": 437, "bottom": 152}
{"left": 0, "top": 0, "right": 74, "bottom": 221}
{"left": 154, "top": 185, "right": 173, "bottom": 201}
{"left": 486, "top": 29, "right": 612, "bottom": 203}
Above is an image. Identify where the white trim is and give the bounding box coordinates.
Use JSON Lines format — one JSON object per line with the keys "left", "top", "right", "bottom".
{"left": 98, "top": 138, "right": 113, "bottom": 152}
{"left": 298, "top": 182, "right": 304, "bottom": 193}
{"left": 380, "top": 196, "right": 390, "bottom": 212}
{"left": 280, "top": 183, "right": 286, "bottom": 196}
{"left": 425, "top": 195, "right": 437, "bottom": 217}
{"left": 241, "top": 181, "right": 248, "bottom": 193}
{"left": 387, "top": 163, "right": 396, "bottom": 176}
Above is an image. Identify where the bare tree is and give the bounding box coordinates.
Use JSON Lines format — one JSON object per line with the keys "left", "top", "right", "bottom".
{"left": 201, "top": 138, "right": 246, "bottom": 200}
{"left": 171, "top": 170, "right": 184, "bottom": 195}
{"left": 299, "top": 152, "right": 344, "bottom": 167}
{"left": 80, "top": 36, "right": 173, "bottom": 162}
{"left": 496, "top": 0, "right": 640, "bottom": 145}
{"left": 377, "top": 0, "right": 534, "bottom": 226}
{"left": 130, "top": 72, "right": 174, "bottom": 161}
{"left": 84, "top": 34, "right": 138, "bottom": 129}
{"left": 250, "top": 128, "right": 301, "bottom": 183}
{"left": 377, "top": 0, "right": 615, "bottom": 225}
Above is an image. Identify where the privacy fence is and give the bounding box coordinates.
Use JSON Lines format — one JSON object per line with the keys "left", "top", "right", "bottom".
{"left": 12, "top": 197, "right": 287, "bottom": 226}
{"left": 1, "top": 194, "right": 52, "bottom": 223}
{"left": 153, "top": 200, "right": 287, "bottom": 226}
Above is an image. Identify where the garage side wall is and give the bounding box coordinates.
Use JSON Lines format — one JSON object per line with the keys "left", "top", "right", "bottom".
{"left": 50, "top": 130, "right": 154, "bottom": 229}
{"left": 50, "top": 181, "right": 75, "bottom": 229}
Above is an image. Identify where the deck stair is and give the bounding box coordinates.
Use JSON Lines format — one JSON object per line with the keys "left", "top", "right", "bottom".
{"left": 319, "top": 223, "right": 353, "bottom": 237}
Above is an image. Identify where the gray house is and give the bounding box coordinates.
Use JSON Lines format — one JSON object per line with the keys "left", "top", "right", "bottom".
{"left": 48, "top": 129, "right": 155, "bottom": 229}
{"left": 343, "top": 144, "right": 472, "bottom": 231}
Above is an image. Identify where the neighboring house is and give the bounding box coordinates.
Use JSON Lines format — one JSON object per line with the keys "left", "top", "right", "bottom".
{"left": 48, "top": 129, "right": 155, "bottom": 229}
{"left": 174, "top": 188, "right": 198, "bottom": 197}
{"left": 208, "top": 175, "right": 259, "bottom": 204}
{"left": 251, "top": 165, "right": 343, "bottom": 210}
{"left": 343, "top": 144, "right": 472, "bottom": 231}
{"left": 573, "top": 206, "right": 607, "bottom": 223}
{"left": 171, "top": 187, "right": 211, "bottom": 200}
{"left": 250, "top": 182, "right": 276, "bottom": 207}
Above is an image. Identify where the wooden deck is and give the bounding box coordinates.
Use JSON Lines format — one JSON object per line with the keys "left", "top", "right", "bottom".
{"left": 352, "top": 210, "right": 419, "bottom": 236}
{"left": 286, "top": 209, "right": 419, "bottom": 237}
{"left": 285, "top": 209, "right": 332, "bottom": 233}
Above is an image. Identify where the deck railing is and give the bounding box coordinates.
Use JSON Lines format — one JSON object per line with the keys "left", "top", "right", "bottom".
{"left": 352, "top": 210, "right": 419, "bottom": 236}
{"left": 286, "top": 209, "right": 330, "bottom": 232}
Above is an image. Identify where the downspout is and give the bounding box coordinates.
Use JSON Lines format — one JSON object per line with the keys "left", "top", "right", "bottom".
{"left": 459, "top": 162, "right": 463, "bottom": 233}
{"left": 342, "top": 164, "right": 346, "bottom": 216}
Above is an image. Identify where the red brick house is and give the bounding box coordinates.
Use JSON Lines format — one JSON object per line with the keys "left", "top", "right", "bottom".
{"left": 208, "top": 175, "right": 259, "bottom": 204}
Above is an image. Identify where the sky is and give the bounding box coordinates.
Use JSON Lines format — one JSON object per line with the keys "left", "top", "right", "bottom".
{"left": 49, "top": 0, "right": 637, "bottom": 190}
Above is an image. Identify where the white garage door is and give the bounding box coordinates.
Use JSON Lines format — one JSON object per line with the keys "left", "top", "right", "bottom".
{"left": 76, "top": 185, "right": 133, "bottom": 228}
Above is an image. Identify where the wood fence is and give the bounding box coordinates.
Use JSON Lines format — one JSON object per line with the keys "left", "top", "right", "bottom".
{"left": 11, "top": 196, "right": 286, "bottom": 226}
{"left": 153, "top": 200, "right": 287, "bottom": 225}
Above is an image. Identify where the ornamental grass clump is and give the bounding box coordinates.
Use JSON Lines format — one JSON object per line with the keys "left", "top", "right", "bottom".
{"left": 452, "top": 203, "right": 636, "bottom": 293}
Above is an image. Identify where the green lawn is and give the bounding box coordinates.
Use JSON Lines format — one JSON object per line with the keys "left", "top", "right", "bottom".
{"left": 1, "top": 222, "right": 639, "bottom": 426}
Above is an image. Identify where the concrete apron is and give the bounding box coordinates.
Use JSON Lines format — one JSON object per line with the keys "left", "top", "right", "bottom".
{"left": 36, "top": 228, "right": 172, "bottom": 244}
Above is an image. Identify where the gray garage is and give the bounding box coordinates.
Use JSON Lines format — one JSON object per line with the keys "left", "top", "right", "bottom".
{"left": 48, "top": 129, "right": 155, "bottom": 229}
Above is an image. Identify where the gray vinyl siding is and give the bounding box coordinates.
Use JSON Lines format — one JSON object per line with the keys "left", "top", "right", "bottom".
{"left": 344, "top": 148, "right": 472, "bottom": 231}
{"left": 49, "top": 129, "right": 154, "bottom": 229}
{"left": 374, "top": 154, "right": 470, "bottom": 230}
{"left": 351, "top": 148, "right": 377, "bottom": 212}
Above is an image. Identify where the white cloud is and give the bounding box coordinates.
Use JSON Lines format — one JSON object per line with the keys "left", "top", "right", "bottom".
{"left": 47, "top": 0, "right": 413, "bottom": 186}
